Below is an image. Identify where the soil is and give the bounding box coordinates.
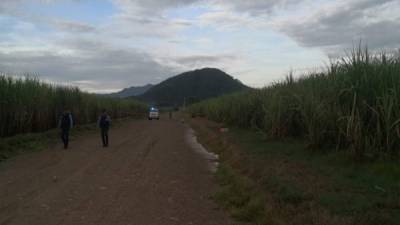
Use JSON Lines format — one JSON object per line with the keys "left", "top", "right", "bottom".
{"left": 0, "top": 118, "right": 233, "bottom": 225}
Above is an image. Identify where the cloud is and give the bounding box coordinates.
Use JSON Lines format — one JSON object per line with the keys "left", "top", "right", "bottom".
{"left": 198, "top": 0, "right": 400, "bottom": 54}
{"left": 174, "top": 54, "right": 237, "bottom": 68}
{"left": 0, "top": 0, "right": 60, "bottom": 16}
{"left": 276, "top": 0, "right": 400, "bottom": 52}
{"left": 0, "top": 40, "right": 177, "bottom": 92}
{"left": 2, "top": 0, "right": 400, "bottom": 92}
{"left": 0, "top": 0, "right": 193, "bottom": 92}
{"left": 0, "top": 0, "right": 97, "bottom": 35}
{"left": 114, "top": 0, "right": 198, "bottom": 9}
{"left": 52, "top": 20, "right": 96, "bottom": 33}
{"left": 111, "top": 0, "right": 199, "bottom": 15}
{"left": 111, "top": 0, "right": 300, "bottom": 15}
{"left": 106, "top": 14, "right": 191, "bottom": 39}
{"left": 0, "top": 0, "right": 23, "bottom": 12}
{"left": 212, "top": 0, "right": 301, "bottom": 15}
{"left": 198, "top": 10, "right": 259, "bottom": 31}
{"left": 193, "top": 0, "right": 400, "bottom": 53}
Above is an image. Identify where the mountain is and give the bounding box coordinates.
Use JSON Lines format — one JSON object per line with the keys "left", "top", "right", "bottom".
{"left": 138, "top": 68, "right": 250, "bottom": 106}
{"left": 102, "top": 84, "right": 153, "bottom": 98}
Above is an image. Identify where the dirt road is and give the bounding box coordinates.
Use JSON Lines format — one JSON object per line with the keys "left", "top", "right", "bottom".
{"left": 0, "top": 118, "right": 233, "bottom": 225}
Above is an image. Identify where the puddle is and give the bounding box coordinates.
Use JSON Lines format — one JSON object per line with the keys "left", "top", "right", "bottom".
{"left": 185, "top": 126, "right": 219, "bottom": 173}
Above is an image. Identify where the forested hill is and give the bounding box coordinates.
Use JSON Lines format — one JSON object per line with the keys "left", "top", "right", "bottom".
{"left": 138, "top": 68, "right": 250, "bottom": 106}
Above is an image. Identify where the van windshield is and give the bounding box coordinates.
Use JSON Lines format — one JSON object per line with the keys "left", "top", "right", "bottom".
{"left": 149, "top": 108, "right": 158, "bottom": 112}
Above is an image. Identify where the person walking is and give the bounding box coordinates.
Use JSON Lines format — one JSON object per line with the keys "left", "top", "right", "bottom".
{"left": 58, "top": 109, "right": 73, "bottom": 149}
{"left": 98, "top": 109, "right": 111, "bottom": 147}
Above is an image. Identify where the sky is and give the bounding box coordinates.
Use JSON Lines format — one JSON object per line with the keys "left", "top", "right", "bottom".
{"left": 0, "top": 0, "right": 399, "bottom": 93}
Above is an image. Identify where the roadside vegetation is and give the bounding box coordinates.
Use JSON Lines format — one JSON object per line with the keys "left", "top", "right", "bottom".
{"left": 189, "top": 47, "right": 400, "bottom": 160}
{"left": 188, "top": 47, "right": 400, "bottom": 225}
{"left": 0, "top": 75, "right": 147, "bottom": 138}
{"left": 0, "top": 75, "right": 147, "bottom": 160}
{"left": 189, "top": 118, "right": 400, "bottom": 225}
{"left": 0, "top": 118, "right": 133, "bottom": 162}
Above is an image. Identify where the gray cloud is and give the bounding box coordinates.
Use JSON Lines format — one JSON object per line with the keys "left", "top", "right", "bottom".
{"left": 0, "top": 0, "right": 22, "bottom": 12}
{"left": 175, "top": 54, "right": 237, "bottom": 68}
{"left": 52, "top": 20, "right": 96, "bottom": 33}
{"left": 278, "top": 0, "right": 400, "bottom": 52}
{"left": 213, "top": 0, "right": 301, "bottom": 15}
{"left": 111, "top": 0, "right": 199, "bottom": 17}
{"left": 112, "top": 0, "right": 301, "bottom": 16}
{"left": 113, "top": 0, "right": 199, "bottom": 11}
{"left": 0, "top": 0, "right": 209, "bottom": 92}
{"left": 0, "top": 0, "right": 97, "bottom": 35}
{"left": 196, "top": 0, "right": 400, "bottom": 53}
{"left": 0, "top": 40, "right": 177, "bottom": 92}
{"left": 108, "top": 14, "right": 191, "bottom": 38}
{"left": 2, "top": 0, "right": 399, "bottom": 92}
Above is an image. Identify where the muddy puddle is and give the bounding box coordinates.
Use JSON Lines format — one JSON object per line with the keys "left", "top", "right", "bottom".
{"left": 185, "top": 126, "right": 219, "bottom": 173}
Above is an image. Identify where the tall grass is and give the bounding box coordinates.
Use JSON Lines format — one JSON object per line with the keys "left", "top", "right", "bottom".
{"left": 0, "top": 75, "right": 147, "bottom": 137}
{"left": 189, "top": 48, "right": 400, "bottom": 159}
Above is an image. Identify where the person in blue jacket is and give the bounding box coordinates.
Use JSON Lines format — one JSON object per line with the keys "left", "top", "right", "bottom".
{"left": 98, "top": 109, "right": 111, "bottom": 147}
{"left": 58, "top": 109, "right": 73, "bottom": 149}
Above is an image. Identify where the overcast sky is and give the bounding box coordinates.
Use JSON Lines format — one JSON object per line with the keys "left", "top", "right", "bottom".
{"left": 0, "top": 0, "right": 399, "bottom": 93}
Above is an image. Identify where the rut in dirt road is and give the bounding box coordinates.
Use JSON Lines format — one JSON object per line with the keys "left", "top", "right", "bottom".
{"left": 0, "top": 119, "right": 233, "bottom": 225}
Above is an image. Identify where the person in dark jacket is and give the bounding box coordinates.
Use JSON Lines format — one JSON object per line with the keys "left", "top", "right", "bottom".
{"left": 58, "top": 109, "right": 73, "bottom": 149}
{"left": 98, "top": 109, "right": 111, "bottom": 147}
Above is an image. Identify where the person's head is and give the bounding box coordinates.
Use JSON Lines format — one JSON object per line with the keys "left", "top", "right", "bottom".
{"left": 102, "top": 109, "right": 107, "bottom": 114}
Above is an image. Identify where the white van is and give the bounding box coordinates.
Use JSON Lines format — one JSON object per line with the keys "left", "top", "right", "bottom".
{"left": 148, "top": 107, "right": 160, "bottom": 120}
